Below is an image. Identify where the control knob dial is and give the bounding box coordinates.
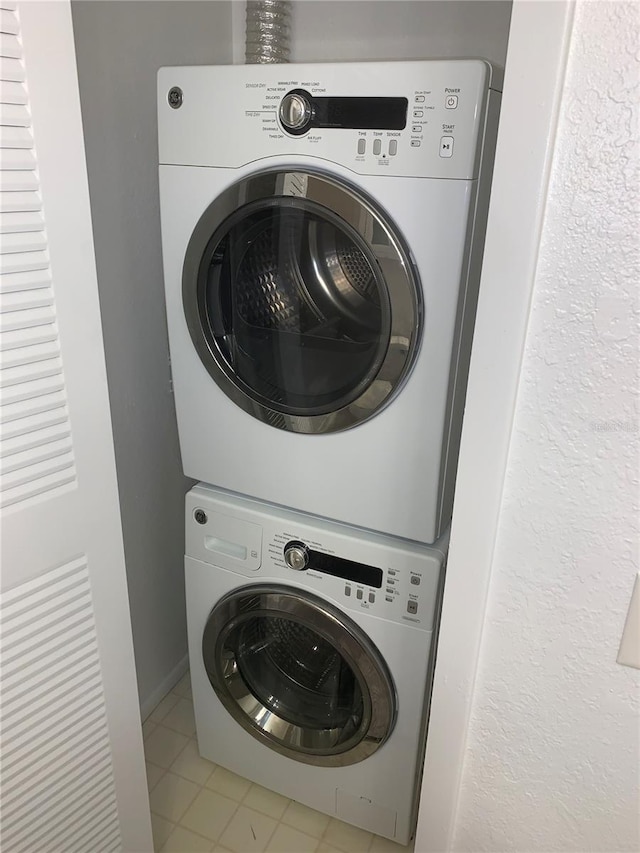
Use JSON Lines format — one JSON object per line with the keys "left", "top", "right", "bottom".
{"left": 283, "top": 541, "right": 309, "bottom": 571}
{"left": 279, "top": 92, "right": 311, "bottom": 132}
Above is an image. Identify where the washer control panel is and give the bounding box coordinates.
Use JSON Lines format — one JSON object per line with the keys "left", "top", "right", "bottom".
{"left": 268, "top": 533, "right": 431, "bottom": 626}
{"left": 186, "top": 486, "right": 448, "bottom": 632}
{"left": 158, "top": 60, "right": 496, "bottom": 180}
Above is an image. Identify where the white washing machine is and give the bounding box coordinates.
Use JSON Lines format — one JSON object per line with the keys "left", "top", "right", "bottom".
{"left": 159, "top": 61, "right": 501, "bottom": 544}
{"left": 185, "top": 483, "right": 448, "bottom": 844}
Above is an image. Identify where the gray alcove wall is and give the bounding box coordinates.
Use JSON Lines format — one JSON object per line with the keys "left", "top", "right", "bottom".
{"left": 288, "top": 1, "right": 511, "bottom": 67}
{"left": 72, "top": 0, "right": 233, "bottom": 715}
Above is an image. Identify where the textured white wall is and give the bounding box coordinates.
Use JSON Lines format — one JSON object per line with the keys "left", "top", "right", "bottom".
{"left": 453, "top": 2, "right": 640, "bottom": 851}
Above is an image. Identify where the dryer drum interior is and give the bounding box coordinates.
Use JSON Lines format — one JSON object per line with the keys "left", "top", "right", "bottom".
{"left": 183, "top": 170, "right": 421, "bottom": 433}
{"left": 202, "top": 585, "right": 397, "bottom": 766}
{"left": 210, "top": 205, "right": 389, "bottom": 411}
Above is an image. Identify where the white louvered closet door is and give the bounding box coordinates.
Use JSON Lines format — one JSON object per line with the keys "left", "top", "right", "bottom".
{"left": 0, "top": 2, "right": 152, "bottom": 851}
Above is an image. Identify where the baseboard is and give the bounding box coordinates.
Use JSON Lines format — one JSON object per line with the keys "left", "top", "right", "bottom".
{"left": 140, "top": 653, "right": 189, "bottom": 722}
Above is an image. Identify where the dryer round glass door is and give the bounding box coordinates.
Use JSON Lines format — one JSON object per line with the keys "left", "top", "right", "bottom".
{"left": 202, "top": 585, "right": 396, "bottom": 766}
{"left": 183, "top": 170, "right": 421, "bottom": 433}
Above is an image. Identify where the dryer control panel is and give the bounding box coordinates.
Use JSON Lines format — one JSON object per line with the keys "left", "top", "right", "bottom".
{"left": 186, "top": 484, "right": 448, "bottom": 632}
{"left": 158, "top": 60, "right": 498, "bottom": 180}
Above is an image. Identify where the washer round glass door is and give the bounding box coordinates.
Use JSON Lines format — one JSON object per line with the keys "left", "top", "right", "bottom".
{"left": 202, "top": 585, "right": 396, "bottom": 766}
{"left": 183, "top": 170, "right": 421, "bottom": 433}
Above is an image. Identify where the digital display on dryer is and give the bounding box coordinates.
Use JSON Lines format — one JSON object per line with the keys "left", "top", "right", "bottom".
{"left": 280, "top": 89, "right": 408, "bottom": 135}
{"left": 313, "top": 97, "right": 408, "bottom": 130}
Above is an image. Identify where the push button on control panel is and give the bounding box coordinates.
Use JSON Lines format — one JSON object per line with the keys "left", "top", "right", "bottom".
{"left": 413, "top": 110, "right": 423, "bottom": 119}
{"left": 410, "top": 576, "right": 421, "bottom": 586}
{"left": 369, "top": 592, "right": 376, "bottom": 604}
{"left": 440, "top": 136, "right": 454, "bottom": 158}
{"left": 445, "top": 95, "right": 458, "bottom": 109}
{"left": 356, "top": 589, "right": 363, "bottom": 601}
{"left": 389, "top": 139, "right": 397, "bottom": 156}
{"left": 357, "top": 139, "right": 366, "bottom": 155}
{"left": 373, "top": 139, "right": 382, "bottom": 156}
{"left": 407, "top": 600, "right": 418, "bottom": 615}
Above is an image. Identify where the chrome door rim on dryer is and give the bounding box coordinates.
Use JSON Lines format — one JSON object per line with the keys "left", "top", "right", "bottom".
{"left": 202, "top": 584, "right": 396, "bottom": 766}
{"left": 182, "top": 168, "right": 421, "bottom": 433}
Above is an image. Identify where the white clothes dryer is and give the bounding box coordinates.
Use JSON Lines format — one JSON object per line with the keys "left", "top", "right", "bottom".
{"left": 158, "top": 61, "right": 501, "bottom": 544}
{"left": 185, "top": 483, "right": 448, "bottom": 845}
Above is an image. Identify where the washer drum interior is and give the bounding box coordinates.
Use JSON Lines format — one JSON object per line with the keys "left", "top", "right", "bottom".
{"left": 202, "top": 585, "right": 397, "bottom": 766}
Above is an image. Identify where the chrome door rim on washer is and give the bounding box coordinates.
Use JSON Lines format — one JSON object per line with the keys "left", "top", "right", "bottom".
{"left": 182, "top": 169, "right": 422, "bottom": 434}
{"left": 202, "top": 585, "right": 397, "bottom": 766}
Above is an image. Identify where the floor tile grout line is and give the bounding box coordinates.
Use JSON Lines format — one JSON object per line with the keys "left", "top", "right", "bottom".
{"left": 151, "top": 812, "right": 176, "bottom": 853}
{"left": 177, "top": 784, "right": 242, "bottom": 849}
{"left": 145, "top": 674, "right": 191, "bottom": 726}
{"left": 168, "top": 734, "right": 217, "bottom": 788}
{"left": 146, "top": 761, "right": 167, "bottom": 795}
{"left": 152, "top": 701, "right": 197, "bottom": 739}
{"left": 147, "top": 725, "right": 200, "bottom": 773}
{"left": 148, "top": 691, "right": 182, "bottom": 726}
{"left": 150, "top": 771, "right": 206, "bottom": 827}
{"left": 269, "top": 816, "right": 322, "bottom": 853}
{"left": 234, "top": 773, "right": 292, "bottom": 821}
{"left": 160, "top": 820, "right": 218, "bottom": 852}
{"left": 258, "top": 806, "right": 279, "bottom": 853}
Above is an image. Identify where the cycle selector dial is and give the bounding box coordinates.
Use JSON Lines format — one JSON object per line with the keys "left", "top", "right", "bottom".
{"left": 283, "top": 541, "right": 309, "bottom": 571}
{"left": 279, "top": 92, "right": 312, "bottom": 133}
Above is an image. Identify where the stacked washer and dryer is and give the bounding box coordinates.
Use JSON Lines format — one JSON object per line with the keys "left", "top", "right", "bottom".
{"left": 158, "top": 60, "right": 500, "bottom": 844}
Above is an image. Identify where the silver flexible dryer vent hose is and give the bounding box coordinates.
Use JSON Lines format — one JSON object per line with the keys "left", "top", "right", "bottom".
{"left": 245, "top": 0, "right": 291, "bottom": 64}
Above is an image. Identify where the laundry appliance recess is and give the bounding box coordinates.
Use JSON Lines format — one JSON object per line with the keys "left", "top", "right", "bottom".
{"left": 158, "top": 61, "right": 500, "bottom": 544}
{"left": 185, "top": 484, "right": 448, "bottom": 844}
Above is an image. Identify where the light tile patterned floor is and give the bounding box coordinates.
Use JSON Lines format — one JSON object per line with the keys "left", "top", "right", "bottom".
{"left": 144, "top": 673, "right": 415, "bottom": 853}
